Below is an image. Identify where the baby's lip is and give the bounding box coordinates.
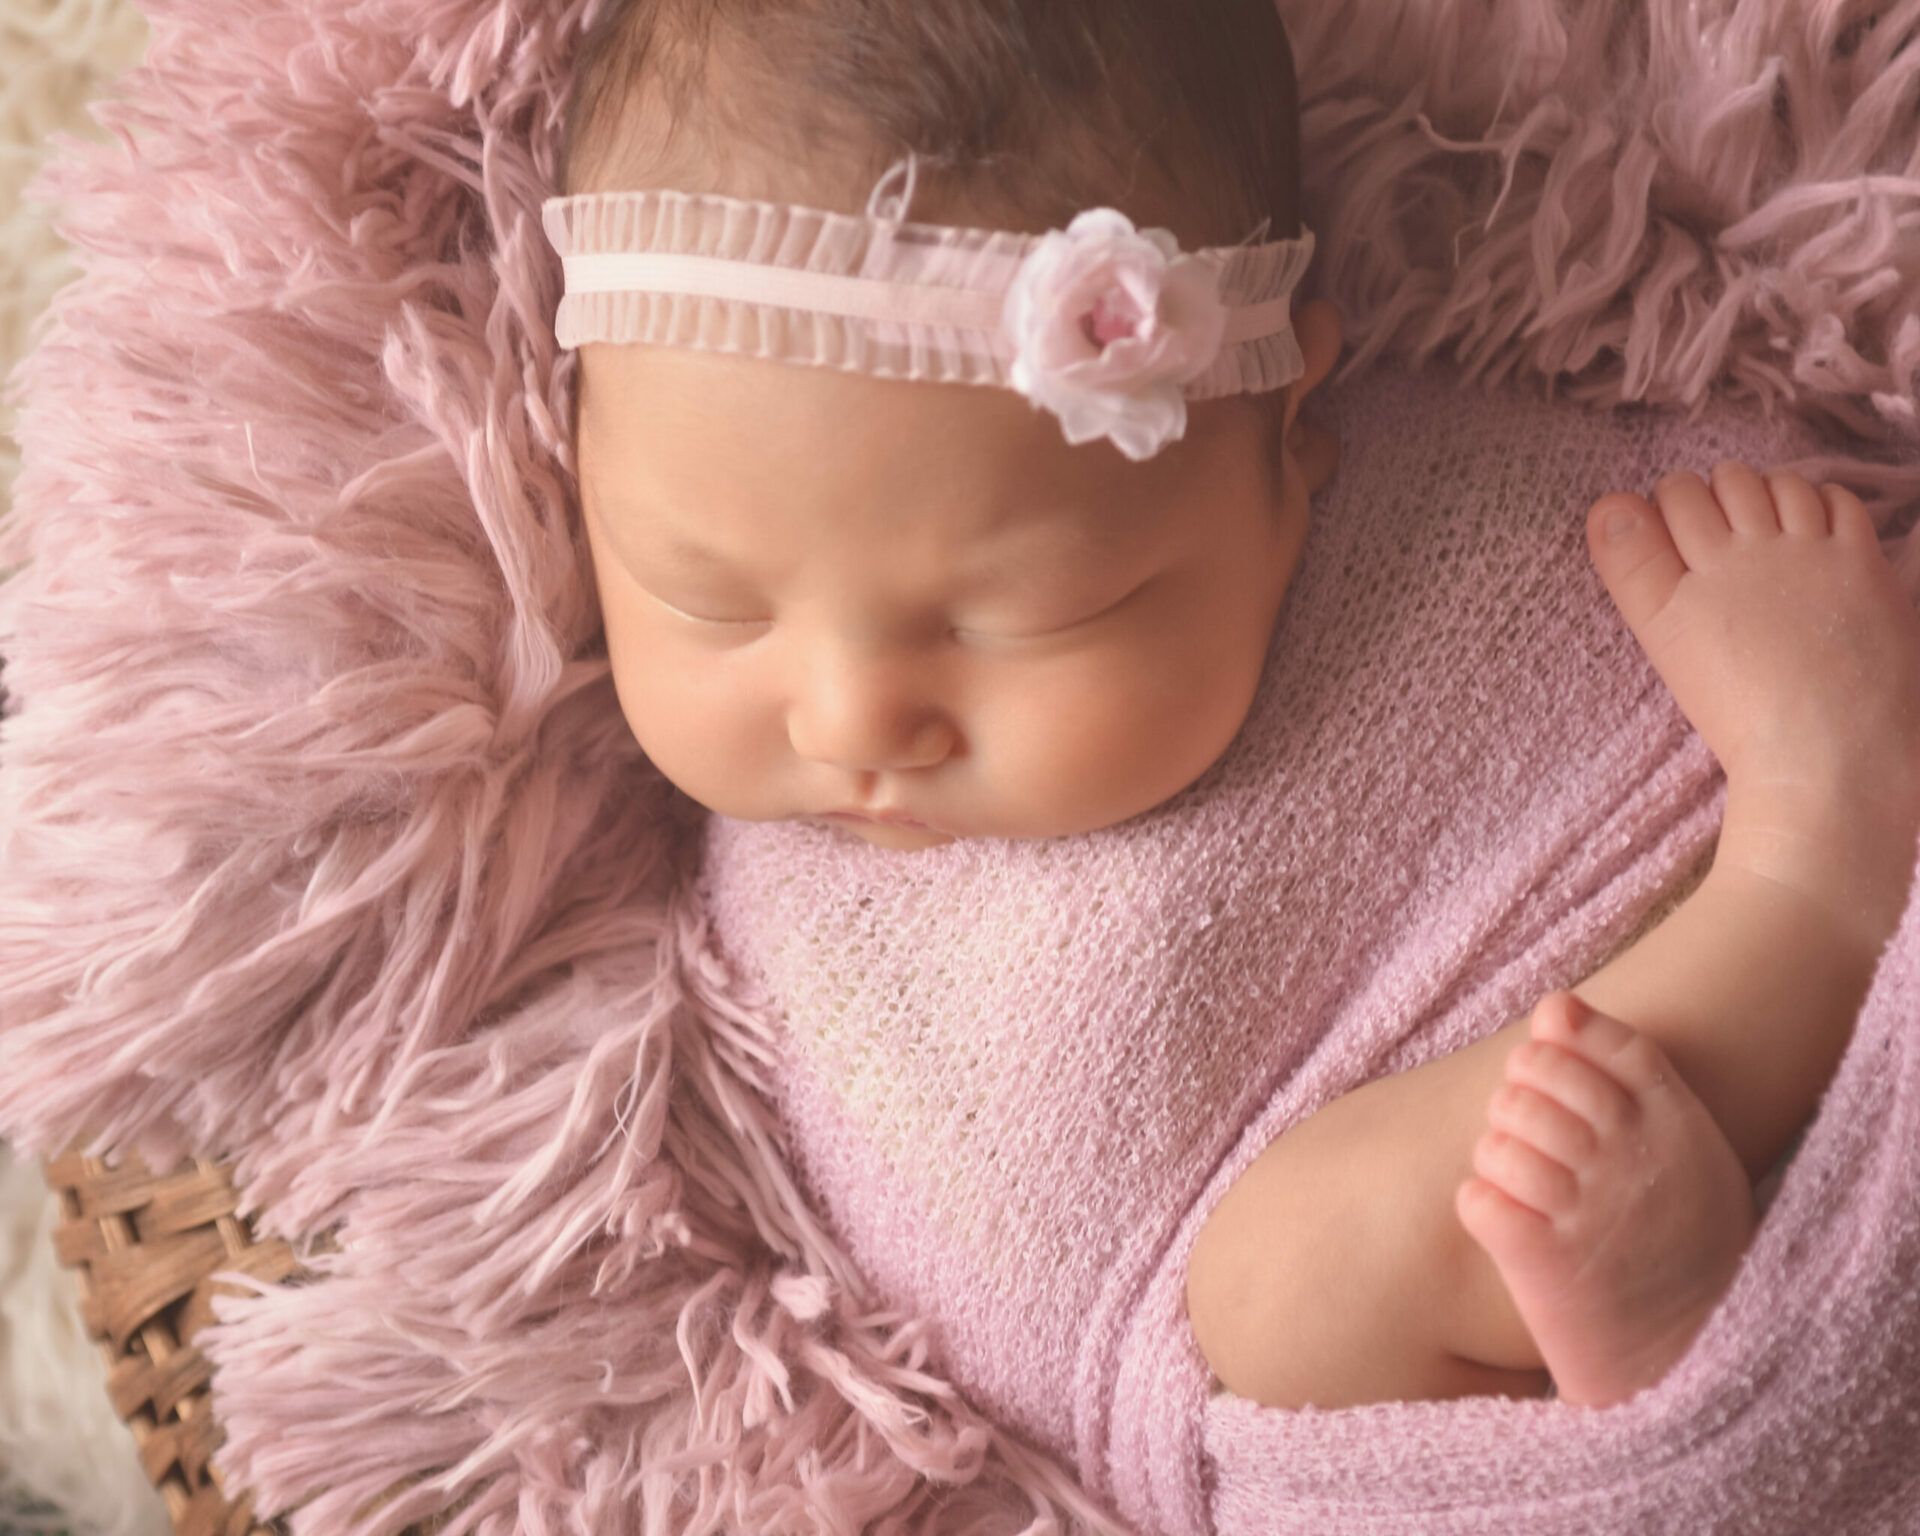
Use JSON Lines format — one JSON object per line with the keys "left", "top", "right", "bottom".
{"left": 824, "top": 808, "right": 940, "bottom": 832}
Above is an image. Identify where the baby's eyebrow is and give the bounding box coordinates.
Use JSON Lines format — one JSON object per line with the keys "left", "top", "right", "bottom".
{"left": 647, "top": 510, "right": 1135, "bottom": 574}
{"left": 652, "top": 535, "right": 737, "bottom": 571}
{"left": 987, "top": 511, "right": 1145, "bottom": 573}
{"left": 601, "top": 524, "right": 759, "bottom": 589}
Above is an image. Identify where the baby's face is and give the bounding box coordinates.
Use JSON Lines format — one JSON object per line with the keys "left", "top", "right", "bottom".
{"left": 576, "top": 343, "right": 1311, "bottom": 850}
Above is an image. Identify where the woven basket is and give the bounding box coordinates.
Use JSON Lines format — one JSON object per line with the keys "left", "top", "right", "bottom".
{"left": 40, "top": 1152, "right": 303, "bottom": 1536}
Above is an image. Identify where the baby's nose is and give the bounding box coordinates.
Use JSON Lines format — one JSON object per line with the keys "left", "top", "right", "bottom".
{"left": 786, "top": 653, "right": 956, "bottom": 772}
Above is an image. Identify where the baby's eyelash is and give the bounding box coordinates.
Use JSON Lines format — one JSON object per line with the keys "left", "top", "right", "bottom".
{"left": 960, "top": 580, "right": 1146, "bottom": 641}
{"left": 951, "top": 618, "right": 1083, "bottom": 643}
{"left": 644, "top": 588, "right": 770, "bottom": 627}
{"left": 645, "top": 578, "right": 1146, "bottom": 639}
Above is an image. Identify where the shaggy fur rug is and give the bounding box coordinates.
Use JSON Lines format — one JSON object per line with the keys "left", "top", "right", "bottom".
{"left": 0, "top": 0, "right": 1916, "bottom": 1532}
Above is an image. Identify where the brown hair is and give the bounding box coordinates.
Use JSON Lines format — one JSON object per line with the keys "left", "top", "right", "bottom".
{"left": 558, "top": 0, "right": 1301, "bottom": 250}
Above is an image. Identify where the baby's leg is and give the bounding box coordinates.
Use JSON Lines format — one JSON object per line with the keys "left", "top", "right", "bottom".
{"left": 1189, "top": 465, "right": 1920, "bottom": 1410}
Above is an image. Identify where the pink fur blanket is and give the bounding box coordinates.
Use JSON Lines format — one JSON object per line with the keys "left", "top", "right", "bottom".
{"left": 2, "top": 0, "right": 1917, "bottom": 1531}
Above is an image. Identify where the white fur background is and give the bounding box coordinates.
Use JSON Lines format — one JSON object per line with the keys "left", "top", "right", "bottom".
{"left": 2, "top": 3, "right": 169, "bottom": 1532}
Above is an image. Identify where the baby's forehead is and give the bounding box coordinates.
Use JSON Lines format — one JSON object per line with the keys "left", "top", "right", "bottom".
{"left": 575, "top": 341, "right": 1202, "bottom": 544}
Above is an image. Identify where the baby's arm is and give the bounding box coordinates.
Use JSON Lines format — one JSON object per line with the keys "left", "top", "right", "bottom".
{"left": 1188, "top": 463, "right": 1920, "bottom": 1410}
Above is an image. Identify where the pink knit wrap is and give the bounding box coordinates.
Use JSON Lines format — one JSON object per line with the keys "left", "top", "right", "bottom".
{"left": 2, "top": 0, "right": 1919, "bottom": 1531}
{"left": 697, "top": 365, "right": 1920, "bottom": 1533}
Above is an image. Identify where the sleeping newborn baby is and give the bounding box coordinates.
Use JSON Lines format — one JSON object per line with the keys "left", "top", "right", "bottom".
{"left": 549, "top": 0, "right": 1920, "bottom": 1435}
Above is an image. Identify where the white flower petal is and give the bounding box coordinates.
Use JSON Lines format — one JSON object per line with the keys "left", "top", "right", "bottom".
{"left": 1002, "top": 209, "right": 1223, "bottom": 460}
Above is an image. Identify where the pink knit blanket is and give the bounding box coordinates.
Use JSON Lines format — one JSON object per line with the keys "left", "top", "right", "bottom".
{"left": 698, "top": 365, "right": 1918, "bottom": 1533}
{"left": 2, "top": 1, "right": 1918, "bottom": 1532}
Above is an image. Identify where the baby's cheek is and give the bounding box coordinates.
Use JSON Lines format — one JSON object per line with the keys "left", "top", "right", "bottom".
{"left": 993, "top": 651, "right": 1243, "bottom": 832}
{"left": 600, "top": 639, "right": 756, "bottom": 807}
{"left": 660, "top": 685, "right": 775, "bottom": 802}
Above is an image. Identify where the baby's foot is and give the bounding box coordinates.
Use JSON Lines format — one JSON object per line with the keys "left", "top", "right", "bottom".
{"left": 1588, "top": 465, "right": 1920, "bottom": 948}
{"left": 1455, "top": 991, "right": 1755, "bottom": 1406}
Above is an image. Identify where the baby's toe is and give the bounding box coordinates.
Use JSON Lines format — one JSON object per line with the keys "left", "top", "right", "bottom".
{"left": 1486, "top": 1081, "right": 1599, "bottom": 1175}
{"left": 1822, "top": 481, "right": 1880, "bottom": 549}
{"left": 1587, "top": 489, "right": 1690, "bottom": 642}
{"left": 1529, "top": 991, "right": 1678, "bottom": 1107}
{"left": 1649, "top": 470, "right": 1736, "bottom": 565}
{"left": 1503, "top": 1032, "right": 1638, "bottom": 1142}
{"left": 1455, "top": 1173, "right": 1558, "bottom": 1266}
{"left": 1710, "top": 461, "right": 1783, "bottom": 537}
{"left": 1470, "top": 1127, "right": 1580, "bottom": 1220}
{"left": 1763, "top": 468, "right": 1830, "bottom": 538}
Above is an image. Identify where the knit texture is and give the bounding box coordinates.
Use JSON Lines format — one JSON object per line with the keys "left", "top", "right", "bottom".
{"left": 1, "top": 0, "right": 1918, "bottom": 1531}
{"left": 699, "top": 366, "right": 1920, "bottom": 1535}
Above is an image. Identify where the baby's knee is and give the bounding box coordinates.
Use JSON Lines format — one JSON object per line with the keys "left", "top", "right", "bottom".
{"left": 1186, "top": 1127, "right": 1450, "bottom": 1409}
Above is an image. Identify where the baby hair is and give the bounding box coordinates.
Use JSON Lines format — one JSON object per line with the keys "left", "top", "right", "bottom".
{"left": 559, "top": 0, "right": 1301, "bottom": 259}
{"left": 558, "top": 0, "right": 1305, "bottom": 446}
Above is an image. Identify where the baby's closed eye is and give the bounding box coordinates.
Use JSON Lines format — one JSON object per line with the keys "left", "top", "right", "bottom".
{"left": 641, "top": 583, "right": 771, "bottom": 628}
{"left": 639, "top": 575, "right": 1153, "bottom": 644}
{"left": 952, "top": 576, "right": 1154, "bottom": 642}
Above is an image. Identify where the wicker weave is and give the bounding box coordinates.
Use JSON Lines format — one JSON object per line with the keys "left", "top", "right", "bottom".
{"left": 40, "top": 1152, "right": 304, "bottom": 1536}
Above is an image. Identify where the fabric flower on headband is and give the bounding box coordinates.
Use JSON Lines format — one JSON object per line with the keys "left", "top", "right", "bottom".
{"left": 1002, "top": 209, "right": 1229, "bottom": 462}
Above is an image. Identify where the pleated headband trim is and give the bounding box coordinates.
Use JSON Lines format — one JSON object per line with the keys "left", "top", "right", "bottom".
{"left": 542, "top": 156, "right": 1316, "bottom": 461}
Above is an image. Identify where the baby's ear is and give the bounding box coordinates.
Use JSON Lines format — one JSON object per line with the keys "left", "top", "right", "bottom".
{"left": 1289, "top": 410, "right": 1340, "bottom": 500}
{"left": 1288, "top": 300, "right": 1344, "bottom": 422}
{"left": 1272, "top": 299, "right": 1342, "bottom": 478}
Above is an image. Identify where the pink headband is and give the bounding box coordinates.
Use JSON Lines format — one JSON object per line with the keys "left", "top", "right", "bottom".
{"left": 542, "top": 156, "right": 1316, "bottom": 461}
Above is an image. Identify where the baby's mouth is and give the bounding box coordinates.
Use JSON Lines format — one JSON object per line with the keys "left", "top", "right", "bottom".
{"left": 822, "top": 809, "right": 938, "bottom": 832}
